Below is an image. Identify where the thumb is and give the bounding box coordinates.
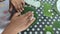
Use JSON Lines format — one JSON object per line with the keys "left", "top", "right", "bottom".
{"left": 12, "top": 12, "right": 20, "bottom": 17}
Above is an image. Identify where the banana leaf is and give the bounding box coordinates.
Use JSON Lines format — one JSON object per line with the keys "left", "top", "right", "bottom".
{"left": 44, "top": 26, "right": 54, "bottom": 34}
{"left": 53, "top": 21, "right": 60, "bottom": 28}
{"left": 21, "top": 6, "right": 38, "bottom": 26}
{"left": 43, "top": 3, "right": 53, "bottom": 17}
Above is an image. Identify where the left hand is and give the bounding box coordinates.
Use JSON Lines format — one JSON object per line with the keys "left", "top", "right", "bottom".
{"left": 10, "top": 0, "right": 25, "bottom": 12}
{"left": 0, "top": 0, "right": 4, "bottom": 2}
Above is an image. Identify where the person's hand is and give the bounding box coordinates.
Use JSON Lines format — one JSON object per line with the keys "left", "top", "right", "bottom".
{"left": 2, "top": 11, "right": 35, "bottom": 34}
{"left": 10, "top": 11, "right": 35, "bottom": 32}
{"left": 10, "top": 0, "right": 25, "bottom": 12}
{"left": 0, "top": 0, "right": 4, "bottom": 2}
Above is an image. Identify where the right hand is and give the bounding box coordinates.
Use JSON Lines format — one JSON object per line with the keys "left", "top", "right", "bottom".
{"left": 10, "top": 11, "right": 35, "bottom": 32}
{"left": 3, "top": 11, "right": 35, "bottom": 34}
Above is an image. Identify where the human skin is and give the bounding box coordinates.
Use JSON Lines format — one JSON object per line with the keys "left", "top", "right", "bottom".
{"left": 0, "top": 0, "right": 3, "bottom": 2}
{"left": 9, "top": 0, "right": 25, "bottom": 12}
{"left": 0, "top": 0, "right": 25, "bottom": 12}
{"left": 2, "top": 11, "right": 35, "bottom": 34}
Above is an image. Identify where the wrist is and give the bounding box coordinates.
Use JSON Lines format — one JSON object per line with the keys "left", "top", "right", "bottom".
{"left": 2, "top": 26, "right": 18, "bottom": 34}
{"left": 2, "top": 22, "right": 18, "bottom": 34}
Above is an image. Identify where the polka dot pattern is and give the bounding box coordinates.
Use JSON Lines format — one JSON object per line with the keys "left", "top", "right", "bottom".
{"left": 19, "top": 0, "right": 60, "bottom": 34}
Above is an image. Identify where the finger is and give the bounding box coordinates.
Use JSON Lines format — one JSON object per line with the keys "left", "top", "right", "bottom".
{"left": 19, "top": 0, "right": 25, "bottom": 12}
{"left": 15, "top": 2, "right": 20, "bottom": 12}
{"left": 11, "top": 0, "right": 20, "bottom": 12}
{"left": 21, "top": 0, "right": 25, "bottom": 6}
{"left": 26, "top": 18, "right": 35, "bottom": 27}
{"left": 12, "top": 12, "right": 20, "bottom": 17}
{"left": 11, "top": 0, "right": 16, "bottom": 7}
{"left": 19, "top": 4, "right": 23, "bottom": 12}
{"left": 26, "top": 13, "right": 34, "bottom": 21}
{"left": 12, "top": 3, "right": 20, "bottom": 12}
{"left": 20, "top": 5, "right": 24, "bottom": 12}
{"left": 9, "top": 4, "right": 13, "bottom": 13}
{"left": 24, "top": 11, "right": 32, "bottom": 19}
{"left": 15, "top": 0, "right": 21, "bottom": 12}
{"left": 14, "top": 3, "right": 20, "bottom": 12}
{"left": 16, "top": 9, "right": 20, "bottom": 12}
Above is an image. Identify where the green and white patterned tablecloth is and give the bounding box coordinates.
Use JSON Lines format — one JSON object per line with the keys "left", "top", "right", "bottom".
{"left": 19, "top": 0, "right": 60, "bottom": 34}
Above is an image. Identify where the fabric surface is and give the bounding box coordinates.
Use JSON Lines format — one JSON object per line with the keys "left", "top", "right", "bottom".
{"left": 0, "top": 0, "right": 10, "bottom": 34}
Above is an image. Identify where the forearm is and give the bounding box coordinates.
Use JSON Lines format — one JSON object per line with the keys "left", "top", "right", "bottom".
{"left": 2, "top": 23, "right": 18, "bottom": 34}
{"left": 2, "top": 30, "right": 17, "bottom": 34}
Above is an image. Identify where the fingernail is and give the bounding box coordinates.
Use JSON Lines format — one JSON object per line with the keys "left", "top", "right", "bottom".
{"left": 23, "top": 8, "right": 24, "bottom": 10}
{"left": 32, "top": 12, "right": 34, "bottom": 17}
{"left": 30, "top": 16, "right": 34, "bottom": 20}
{"left": 32, "top": 11, "right": 34, "bottom": 14}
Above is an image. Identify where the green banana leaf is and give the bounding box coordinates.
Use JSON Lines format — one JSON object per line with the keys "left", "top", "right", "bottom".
{"left": 44, "top": 26, "right": 54, "bottom": 34}
{"left": 43, "top": 3, "right": 52, "bottom": 17}
{"left": 21, "top": 6, "right": 38, "bottom": 26}
{"left": 53, "top": 21, "right": 60, "bottom": 28}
